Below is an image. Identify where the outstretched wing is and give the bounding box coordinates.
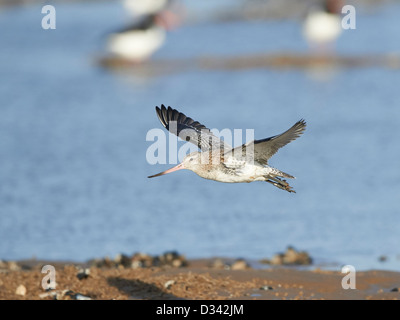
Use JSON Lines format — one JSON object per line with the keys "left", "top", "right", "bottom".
{"left": 227, "top": 119, "right": 306, "bottom": 165}
{"left": 155, "top": 105, "right": 231, "bottom": 151}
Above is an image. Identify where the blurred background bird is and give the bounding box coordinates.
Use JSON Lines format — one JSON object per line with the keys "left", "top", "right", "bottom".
{"left": 303, "top": 0, "right": 343, "bottom": 54}
{"left": 107, "top": 0, "right": 183, "bottom": 63}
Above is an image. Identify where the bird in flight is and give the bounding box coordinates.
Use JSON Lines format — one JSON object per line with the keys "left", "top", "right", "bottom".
{"left": 148, "top": 105, "right": 306, "bottom": 193}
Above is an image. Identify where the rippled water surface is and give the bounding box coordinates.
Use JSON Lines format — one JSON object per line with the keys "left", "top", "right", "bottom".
{"left": 1, "top": 2, "right": 399, "bottom": 270}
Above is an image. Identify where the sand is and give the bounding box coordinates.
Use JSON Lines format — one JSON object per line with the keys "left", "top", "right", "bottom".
{"left": 0, "top": 257, "right": 399, "bottom": 300}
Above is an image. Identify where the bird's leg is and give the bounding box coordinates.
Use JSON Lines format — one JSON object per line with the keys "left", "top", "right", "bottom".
{"left": 266, "top": 177, "right": 296, "bottom": 193}
{"left": 265, "top": 179, "right": 284, "bottom": 190}
{"left": 270, "top": 176, "right": 289, "bottom": 187}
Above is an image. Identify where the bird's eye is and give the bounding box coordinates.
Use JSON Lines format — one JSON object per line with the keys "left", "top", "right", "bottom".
{"left": 189, "top": 158, "right": 193, "bottom": 162}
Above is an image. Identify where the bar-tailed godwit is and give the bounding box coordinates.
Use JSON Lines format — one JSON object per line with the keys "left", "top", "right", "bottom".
{"left": 148, "top": 105, "right": 306, "bottom": 193}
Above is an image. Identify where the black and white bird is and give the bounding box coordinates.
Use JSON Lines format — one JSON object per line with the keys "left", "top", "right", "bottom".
{"left": 107, "top": 0, "right": 180, "bottom": 63}
{"left": 303, "top": 0, "right": 343, "bottom": 53}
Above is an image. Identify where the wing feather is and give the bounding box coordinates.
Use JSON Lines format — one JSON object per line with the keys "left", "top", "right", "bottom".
{"left": 227, "top": 119, "right": 306, "bottom": 165}
{"left": 155, "top": 105, "right": 231, "bottom": 151}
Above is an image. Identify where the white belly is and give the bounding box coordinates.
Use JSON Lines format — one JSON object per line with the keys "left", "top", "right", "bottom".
{"left": 108, "top": 27, "right": 165, "bottom": 61}
{"left": 123, "top": 0, "right": 167, "bottom": 16}
{"left": 303, "top": 12, "right": 342, "bottom": 44}
{"left": 195, "top": 164, "right": 271, "bottom": 183}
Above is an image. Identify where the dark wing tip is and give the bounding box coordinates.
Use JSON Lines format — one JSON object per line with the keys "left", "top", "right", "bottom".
{"left": 155, "top": 105, "right": 168, "bottom": 128}
{"left": 292, "top": 119, "right": 307, "bottom": 136}
{"left": 155, "top": 104, "right": 181, "bottom": 129}
{"left": 298, "top": 119, "right": 307, "bottom": 127}
{"left": 156, "top": 104, "right": 166, "bottom": 112}
{"left": 154, "top": 104, "right": 209, "bottom": 132}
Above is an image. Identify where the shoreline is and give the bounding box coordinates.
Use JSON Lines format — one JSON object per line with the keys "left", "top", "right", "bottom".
{"left": 1, "top": 255, "right": 399, "bottom": 300}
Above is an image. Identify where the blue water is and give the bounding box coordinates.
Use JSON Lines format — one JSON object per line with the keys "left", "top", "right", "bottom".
{"left": 0, "top": 2, "right": 399, "bottom": 271}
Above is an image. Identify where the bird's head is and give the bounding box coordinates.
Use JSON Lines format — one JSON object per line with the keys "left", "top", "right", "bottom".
{"left": 147, "top": 151, "right": 201, "bottom": 178}
{"left": 181, "top": 151, "right": 202, "bottom": 170}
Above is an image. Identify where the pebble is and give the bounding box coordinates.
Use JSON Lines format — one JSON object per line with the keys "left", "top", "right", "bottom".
{"left": 75, "top": 294, "right": 92, "bottom": 300}
{"left": 114, "top": 253, "right": 133, "bottom": 268}
{"left": 63, "top": 290, "right": 92, "bottom": 300}
{"left": 260, "top": 286, "right": 273, "bottom": 291}
{"left": 172, "top": 259, "right": 183, "bottom": 268}
{"left": 390, "top": 288, "right": 399, "bottom": 292}
{"left": 89, "top": 256, "right": 115, "bottom": 268}
{"left": 209, "top": 258, "right": 231, "bottom": 270}
{"left": 90, "top": 251, "right": 188, "bottom": 269}
{"left": 157, "top": 251, "right": 188, "bottom": 268}
{"left": 164, "top": 280, "right": 175, "bottom": 290}
{"left": 209, "top": 258, "right": 225, "bottom": 269}
{"left": 57, "top": 290, "right": 73, "bottom": 300}
{"left": 260, "top": 246, "right": 312, "bottom": 266}
{"left": 8, "top": 261, "right": 20, "bottom": 271}
{"left": 230, "top": 259, "right": 251, "bottom": 270}
{"left": 76, "top": 268, "right": 90, "bottom": 280}
{"left": 39, "top": 291, "right": 56, "bottom": 299}
{"left": 15, "top": 284, "right": 26, "bottom": 296}
{"left": 0, "top": 260, "right": 20, "bottom": 271}
{"left": 131, "top": 252, "right": 153, "bottom": 268}
{"left": 39, "top": 289, "right": 92, "bottom": 300}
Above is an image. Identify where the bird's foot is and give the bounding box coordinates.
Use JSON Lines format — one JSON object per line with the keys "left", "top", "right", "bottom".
{"left": 266, "top": 177, "right": 296, "bottom": 193}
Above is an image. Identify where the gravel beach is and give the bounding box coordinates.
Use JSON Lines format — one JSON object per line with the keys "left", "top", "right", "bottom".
{"left": 1, "top": 255, "right": 399, "bottom": 300}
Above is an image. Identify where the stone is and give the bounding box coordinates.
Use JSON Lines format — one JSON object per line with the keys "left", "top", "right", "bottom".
{"left": 270, "top": 254, "right": 284, "bottom": 265}
{"left": 115, "top": 253, "right": 133, "bottom": 268}
{"left": 261, "top": 246, "right": 312, "bottom": 266}
{"left": 16, "top": 284, "right": 26, "bottom": 296}
{"left": 75, "top": 293, "right": 92, "bottom": 300}
{"left": 76, "top": 268, "right": 90, "bottom": 280}
{"left": 8, "top": 261, "right": 20, "bottom": 271}
{"left": 164, "top": 280, "right": 175, "bottom": 289}
{"left": 211, "top": 258, "right": 224, "bottom": 268}
{"left": 260, "top": 285, "right": 273, "bottom": 291}
{"left": 230, "top": 259, "right": 250, "bottom": 270}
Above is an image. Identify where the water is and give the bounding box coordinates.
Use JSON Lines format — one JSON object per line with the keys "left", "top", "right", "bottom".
{"left": 0, "top": 2, "right": 399, "bottom": 271}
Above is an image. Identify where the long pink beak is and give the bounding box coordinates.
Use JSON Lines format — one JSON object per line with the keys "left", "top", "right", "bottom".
{"left": 148, "top": 163, "right": 185, "bottom": 178}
